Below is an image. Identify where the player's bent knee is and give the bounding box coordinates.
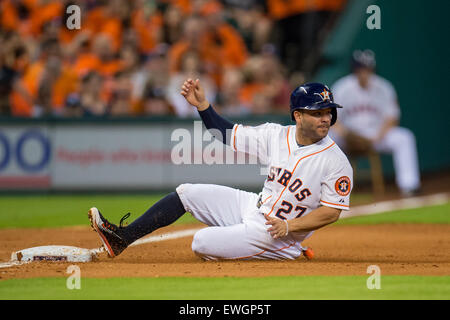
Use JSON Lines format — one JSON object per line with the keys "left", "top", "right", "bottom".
{"left": 176, "top": 183, "right": 193, "bottom": 197}
{"left": 176, "top": 183, "right": 205, "bottom": 200}
{"left": 175, "top": 183, "right": 194, "bottom": 211}
{"left": 191, "top": 230, "right": 210, "bottom": 257}
{"left": 191, "top": 231, "right": 205, "bottom": 253}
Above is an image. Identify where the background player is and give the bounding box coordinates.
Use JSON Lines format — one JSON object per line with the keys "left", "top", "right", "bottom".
{"left": 330, "top": 49, "right": 421, "bottom": 196}
{"left": 88, "top": 79, "right": 353, "bottom": 260}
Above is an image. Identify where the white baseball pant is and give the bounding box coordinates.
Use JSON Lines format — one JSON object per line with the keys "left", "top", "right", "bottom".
{"left": 176, "top": 183, "right": 306, "bottom": 260}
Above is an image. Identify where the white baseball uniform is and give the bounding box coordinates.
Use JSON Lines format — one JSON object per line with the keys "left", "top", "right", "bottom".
{"left": 330, "top": 74, "right": 421, "bottom": 193}
{"left": 176, "top": 123, "right": 353, "bottom": 260}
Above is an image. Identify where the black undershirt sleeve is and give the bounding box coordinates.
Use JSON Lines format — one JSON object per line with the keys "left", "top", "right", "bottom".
{"left": 198, "top": 105, "right": 235, "bottom": 144}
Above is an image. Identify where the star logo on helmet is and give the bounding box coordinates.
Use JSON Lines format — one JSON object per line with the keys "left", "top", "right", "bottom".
{"left": 314, "top": 89, "right": 331, "bottom": 102}
{"left": 320, "top": 90, "right": 331, "bottom": 101}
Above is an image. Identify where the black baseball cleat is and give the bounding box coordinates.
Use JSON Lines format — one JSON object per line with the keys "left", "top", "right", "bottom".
{"left": 88, "top": 207, "right": 130, "bottom": 258}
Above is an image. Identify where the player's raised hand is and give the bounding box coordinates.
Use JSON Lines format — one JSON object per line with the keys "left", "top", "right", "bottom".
{"left": 265, "top": 215, "right": 289, "bottom": 239}
{"left": 180, "top": 78, "right": 210, "bottom": 111}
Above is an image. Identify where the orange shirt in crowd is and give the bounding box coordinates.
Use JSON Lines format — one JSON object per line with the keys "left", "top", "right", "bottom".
{"left": 10, "top": 61, "right": 78, "bottom": 117}
{"left": 59, "top": 26, "right": 82, "bottom": 45}
{"left": 72, "top": 52, "right": 124, "bottom": 78}
{"left": 239, "top": 82, "right": 266, "bottom": 107}
{"left": 51, "top": 67, "right": 78, "bottom": 109}
{"left": 72, "top": 53, "right": 99, "bottom": 77}
{"left": 2, "top": 0, "right": 63, "bottom": 38}
{"left": 10, "top": 62, "right": 44, "bottom": 116}
{"left": 267, "top": 0, "right": 346, "bottom": 20}
{"left": 170, "top": 0, "right": 191, "bottom": 14}
{"left": 170, "top": 0, "right": 223, "bottom": 15}
{"left": 131, "top": 9, "right": 164, "bottom": 54}
{"left": 1, "top": 0, "right": 19, "bottom": 31}
{"left": 202, "top": 23, "right": 248, "bottom": 85}
{"left": 84, "top": 7, "right": 122, "bottom": 53}
{"left": 169, "top": 22, "right": 248, "bottom": 85}
{"left": 204, "top": 23, "right": 248, "bottom": 68}
{"left": 1, "top": 0, "right": 36, "bottom": 37}
{"left": 29, "top": 1, "right": 63, "bottom": 36}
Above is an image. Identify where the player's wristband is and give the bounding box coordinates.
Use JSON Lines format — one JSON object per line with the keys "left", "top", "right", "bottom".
{"left": 284, "top": 219, "right": 289, "bottom": 236}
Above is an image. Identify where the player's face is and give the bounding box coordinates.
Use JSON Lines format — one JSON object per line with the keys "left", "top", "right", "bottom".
{"left": 295, "top": 108, "right": 332, "bottom": 143}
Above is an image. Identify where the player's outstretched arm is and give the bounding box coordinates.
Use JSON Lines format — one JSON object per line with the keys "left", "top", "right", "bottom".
{"left": 180, "top": 78, "right": 210, "bottom": 111}
{"left": 265, "top": 206, "right": 341, "bottom": 239}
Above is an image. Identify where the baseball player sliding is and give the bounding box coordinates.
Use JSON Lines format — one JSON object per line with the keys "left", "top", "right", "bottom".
{"left": 88, "top": 79, "right": 353, "bottom": 260}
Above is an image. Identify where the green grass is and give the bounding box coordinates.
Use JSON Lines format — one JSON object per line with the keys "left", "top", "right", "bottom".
{"left": 0, "top": 194, "right": 197, "bottom": 228}
{"left": 1, "top": 276, "right": 449, "bottom": 300}
{"left": 337, "top": 203, "right": 450, "bottom": 225}
{"left": 0, "top": 194, "right": 448, "bottom": 229}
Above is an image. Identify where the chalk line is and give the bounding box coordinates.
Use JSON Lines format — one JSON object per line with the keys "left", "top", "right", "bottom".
{"left": 341, "top": 192, "right": 449, "bottom": 219}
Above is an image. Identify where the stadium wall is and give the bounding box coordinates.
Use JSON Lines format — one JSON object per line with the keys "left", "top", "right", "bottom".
{"left": 0, "top": 117, "right": 285, "bottom": 191}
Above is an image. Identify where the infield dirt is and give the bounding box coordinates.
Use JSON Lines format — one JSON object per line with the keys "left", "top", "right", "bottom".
{"left": 1, "top": 223, "right": 449, "bottom": 279}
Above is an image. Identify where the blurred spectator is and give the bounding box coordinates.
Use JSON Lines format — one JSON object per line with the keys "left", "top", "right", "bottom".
{"left": 73, "top": 33, "right": 123, "bottom": 78}
{"left": 0, "top": 31, "right": 29, "bottom": 116}
{"left": 10, "top": 37, "right": 78, "bottom": 117}
{"left": 0, "top": 58, "right": 16, "bottom": 115}
{"left": 330, "top": 49, "right": 421, "bottom": 196}
{"left": 120, "top": 44, "right": 147, "bottom": 114}
{"left": 238, "top": 47, "right": 291, "bottom": 114}
{"left": 1, "top": 0, "right": 24, "bottom": 34}
{"left": 141, "top": 44, "right": 172, "bottom": 116}
{"left": 29, "top": 0, "right": 64, "bottom": 38}
{"left": 143, "top": 81, "right": 173, "bottom": 116}
{"left": 109, "top": 71, "right": 134, "bottom": 116}
{"left": 267, "top": 0, "right": 346, "bottom": 74}
{"left": 130, "top": 0, "right": 164, "bottom": 53}
{"left": 259, "top": 46, "right": 291, "bottom": 112}
{"left": 225, "top": 3, "right": 272, "bottom": 54}
{"left": 166, "top": 49, "right": 217, "bottom": 117}
{"left": 217, "top": 68, "right": 248, "bottom": 116}
{"left": 239, "top": 55, "right": 267, "bottom": 113}
{"left": 168, "top": 15, "right": 205, "bottom": 73}
{"left": 0, "top": 0, "right": 347, "bottom": 118}
{"left": 161, "top": 2, "right": 183, "bottom": 45}
{"left": 83, "top": 0, "right": 131, "bottom": 53}
{"left": 201, "top": 5, "right": 249, "bottom": 84}
{"left": 65, "top": 71, "right": 108, "bottom": 117}
{"left": 168, "top": 9, "right": 248, "bottom": 87}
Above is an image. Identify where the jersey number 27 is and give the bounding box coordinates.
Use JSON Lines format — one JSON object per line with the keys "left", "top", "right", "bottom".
{"left": 275, "top": 201, "right": 306, "bottom": 220}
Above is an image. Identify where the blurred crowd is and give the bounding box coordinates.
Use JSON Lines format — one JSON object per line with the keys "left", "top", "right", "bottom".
{"left": 0, "top": 0, "right": 346, "bottom": 118}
